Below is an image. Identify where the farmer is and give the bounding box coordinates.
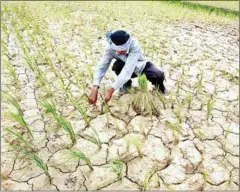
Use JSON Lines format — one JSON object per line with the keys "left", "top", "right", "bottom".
{"left": 88, "top": 30, "right": 166, "bottom": 104}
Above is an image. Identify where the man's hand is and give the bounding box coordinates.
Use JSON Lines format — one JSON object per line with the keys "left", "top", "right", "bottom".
{"left": 104, "top": 88, "right": 115, "bottom": 103}
{"left": 89, "top": 86, "right": 99, "bottom": 104}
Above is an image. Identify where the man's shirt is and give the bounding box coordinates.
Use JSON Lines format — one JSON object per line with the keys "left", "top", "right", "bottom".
{"left": 93, "top": 38, "right": 148, "bottom": 90}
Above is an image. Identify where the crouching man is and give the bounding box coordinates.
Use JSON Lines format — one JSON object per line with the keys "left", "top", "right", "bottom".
{"left": 89, "top": 30, "right": 166, "bottom": 104}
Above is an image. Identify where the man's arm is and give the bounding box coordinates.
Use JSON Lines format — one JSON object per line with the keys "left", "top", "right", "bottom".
{"left": 93, "top": 46, "right": 113, "bottom": 87}
{"left": 111, "top": 46, "right": 140, "bottom": 90}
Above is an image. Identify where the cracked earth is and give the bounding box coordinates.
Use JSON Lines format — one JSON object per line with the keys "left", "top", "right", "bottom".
{"left": 1, "top": 1, "right": 239, "bottom": 191}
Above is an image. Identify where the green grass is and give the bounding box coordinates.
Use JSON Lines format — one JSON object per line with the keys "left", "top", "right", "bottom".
{"left": 167, "top": 0, "right": 239, "bottom": 18}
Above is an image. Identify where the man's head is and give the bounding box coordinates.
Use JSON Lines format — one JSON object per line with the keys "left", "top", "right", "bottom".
{"left": 107, "top": 30, "right": 131, "bottom": 55}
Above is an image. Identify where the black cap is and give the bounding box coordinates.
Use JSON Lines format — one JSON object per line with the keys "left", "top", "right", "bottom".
{"left": 110, "top": 30, "right": 130, "bottom": 45}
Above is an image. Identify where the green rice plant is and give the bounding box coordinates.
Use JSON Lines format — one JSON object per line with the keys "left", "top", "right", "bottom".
{"left": 131, "top": 75, "right": 159, "bottom": 117}
{"left": 3, "top": 59, "right": 19, "bottom": 86}
{"left": 106, "top": 158, "right": 125, "bottom": 180}
{"left": 176, "top": 78, "right": 181, "bottom": 94}
{"left": 174, "top": 106, "right": 182, "bottom": 123}
{"left": 65, "top": 150, "right": 93, "bottom": 171}
{"left": 167, "top": 121, "right": 182, "bottom": 141}
{"left": 7, "top": 111, "right": 33, "bottom": 139}
{"left": 57, "top": 79, "right": 90, "bottom": 126}
{"left": 104, "top": 103, "right": 110, "bottom": 129}
{"left": 56, "top": 116, "right": 76, "bottom": 144}
{"left": 155, "top": 91, "right": 167, "bottom": 109}
{"left": 195, "top": 129, "right": 206, "bottom": 141}
{"left": 139, "top": 120, "right": 147, "bottom": 138}
{"left": 185, "top": 93, "right": 193, "bottom": 110}
{"left": 23, "top": 152, "right": 51, "bottom": 182}
{"left": 202, "top": 169, "right": 208, "bottom": 186}
{"left": 2, "top": 92, "right": 23, "bottom": 116}
{"left": 4, "top": 127, "right": 35, "bottom": 152}
{"left": 86, "top": 65, "right": 94, "bottom": 81}
{"left": 138, "top": 74, "right": 148, "bottom": 92}
{"left": 165, "top": 183, "right": 175, "bottom": 191}
{"left": 194, "top": 70, "right": 203, "bottom": 92}
{"left": 85, "top": 133, "right": 102, "bottom": 149}
{"left": 40, "top": 101, "right": 76, "bottom": 144}
{"left": 125, "top": 135, "right": 143, "bottom": 158}
{"left": 143, "top": 171, "right": 151, "bottom": 191}
{"left": 206, "top": 96, "right": 215, "bottom": 120}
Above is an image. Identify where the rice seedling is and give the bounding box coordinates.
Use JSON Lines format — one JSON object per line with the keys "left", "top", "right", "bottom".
{"left": 194, "top": 70, "right": 203, "bottom": 92}
{"left": 143, "top": 171, "right": 151, "bottom": 191}
{"left": 176, "top": 77, "right": 181, "bottom": 94}
{"left": 4, "top": 128, "right": 35, "bottom": 152}
{"left": 206, "top": 95, "right": 215, "bottom": 120}
{"left": 40, "top": 101, "right": 76, "bottom": 144}
{"left": 7, "top": 111, "right": 33, "bottom": 139}
{"left": 65, "top": 150, "right": 94, "bottom": 171}
{"left": 125, "top": 135, "right": 143, "bottom": 158}
{"left": 23, "top": 152, "right": 52, "bottom": 182}
{"left": 106, "top": 158, "right": 125, "bottom": 180}
{"left": 131, "top": 75, "right": 159, "bottom": 117}
{"left": 155, "top": 90, "right": 167, "bottom": 109}
{"left": 3, "top": 59, "right": 19, "bottom": 87}
{"left": 2, "top": 92, "right": 23, "bottom": 116}
{"left": 195, "top": 129, "right": 206, "bottom": 141}
{"left": 166, "top": 121, "right": 182, "bottom": 141}
{"left": 174, "top": 106, "right": 182, "bottom": 123}
{"left": 56, "top": 116, "right": 76, "bottom": 144}
{"left": 85, "top": 133, "right": 102, "bottom": 149}
{"left": 185, "top": 92, "right": 193, "bottom": 110}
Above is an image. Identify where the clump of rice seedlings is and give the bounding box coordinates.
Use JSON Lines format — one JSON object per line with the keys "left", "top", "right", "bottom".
{"left": 176, "top": 77, "right": 181, "bottom": 94}
{"left": 106, "top": 158, "right": 125, "bottom": 180}
{"left": 206, "top": 95, "right": 215, "bottom": 120}
{"left": 57, "top": 79, "right": 90, "bottom": 126}
{"left": 155, "top": 90, "right": 167, "bottom": 109}
{"left": 167, "top": 121, "right": 182, "bottom": 141}
{"left": 4, "top": 127, "right": 35, "bottom": 152}
{"left": 195, "top": 129, "right": 206, "bottom": 141}
{"left": 139, "top": 121, "right": 147, "bottom": 139}
{"left": 85, "top": 124, "right": 102, "bottom": 149}
{"left": 7, "top": 111, "right": 33, "bottom": 139}
{"left": 174, "top": 106, "right": 182, "bottom": 123}
{"left": 194, "top": 70, "right": 203, "bottom": 92}
{"left": 185, "top": 93, "right": 193, "bottom": 110}
{"left": 202, "top": 169, "right": 208, "bottom": 186}
{"left": 86, "top": 65, "right": 94, "bottom": 81}
{"left": 143, "top": 171, "right": 151, "bottom": 191}
{"left": 132, "top": 75, "right": 159, "bottom": 117}
{"left": 2, "top": 92, "right": 23, "bottom": 116}
{"left": 125, "top": 135, "right": 143, "bottom": 158}
{"left": 3, "top": 59, "right": 19, "bottom": 87}
{"left": 40, "top": 101, "right": 76, "bottom": 144}
{"left": 65, "top": 150, "right": 94, "bottom": 171}
{"left": 23, "top": 152, "right": 52, "bottom": 183}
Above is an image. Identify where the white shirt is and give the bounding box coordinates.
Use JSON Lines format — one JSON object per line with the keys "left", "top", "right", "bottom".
{"left": 93, "top": 38, "right": 148, "bottom": 90}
